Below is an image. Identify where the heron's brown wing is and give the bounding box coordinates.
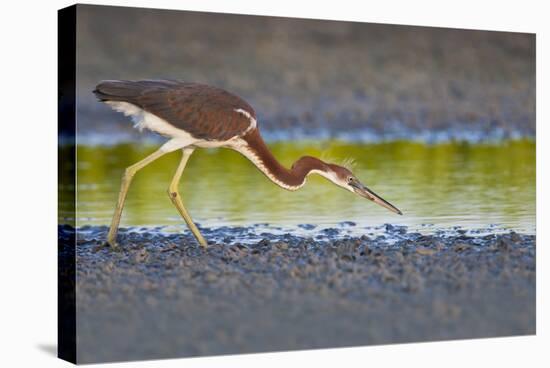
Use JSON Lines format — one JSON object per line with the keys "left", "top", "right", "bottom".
{"left": 94, "top": 80, "right": 256, "bottom": 141}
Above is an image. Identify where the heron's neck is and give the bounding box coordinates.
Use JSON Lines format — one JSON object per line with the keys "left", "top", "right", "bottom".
{"left": 238, "top": 129, "right": 328, "bottom": 191}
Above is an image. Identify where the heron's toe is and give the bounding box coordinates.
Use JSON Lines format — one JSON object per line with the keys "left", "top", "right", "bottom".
{"left": 103, "top": 239, "right": 122, "bottom": 251}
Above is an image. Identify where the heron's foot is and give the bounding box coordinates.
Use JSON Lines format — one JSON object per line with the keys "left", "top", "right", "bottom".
{"left": 92, "top": 240, "right": 121, "bottom": 253}
{"left": 191, "top": 230, "right": 208, "bottom": 248}
{"left": 103, "top": 238, "right": 122, "bottom": 251}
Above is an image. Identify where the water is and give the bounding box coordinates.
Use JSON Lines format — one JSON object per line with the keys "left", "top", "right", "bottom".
{"left": 61, "top": 140, "right": 535, "bottom": 235}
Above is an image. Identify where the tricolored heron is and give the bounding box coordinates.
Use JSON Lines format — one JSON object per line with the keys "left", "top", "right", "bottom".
{"left": 94, "top": 80, "right": 402, "bottom": 248}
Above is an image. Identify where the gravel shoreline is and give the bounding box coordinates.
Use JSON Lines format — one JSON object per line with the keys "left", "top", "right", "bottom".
{"left": 60, "top": 225, "right": 535, "bottom": 363}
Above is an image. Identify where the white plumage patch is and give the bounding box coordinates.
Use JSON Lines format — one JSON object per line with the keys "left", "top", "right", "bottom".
{"left": 105, "top": 101, "right": 198, "bottom": 152}
{"left": 234, "top": 108, "right": 257, "bottom": 134}
{"left": 104, "top": 102, "right": 259, "bottom": 153}
{"left": 105, "top": 101, "right": 142, "bottom": 119}
{"left": 308, "top": 169, "right": 340, "bottom": 185}
{"left": 229, "top": 139, "right": 347, "bottom": 192}
{"left": 106, "top": 101, "right": 178, "bottom": 135}
{"left": 230, "top": 139, "right": 305, "bottom": 191}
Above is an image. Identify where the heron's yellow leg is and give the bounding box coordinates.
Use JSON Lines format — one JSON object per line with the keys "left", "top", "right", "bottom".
{"left": 106, "top": 148, "right": 168, "bottom": 248}
{"left": 168, "top": 148, "right": 208, "bottom": 248}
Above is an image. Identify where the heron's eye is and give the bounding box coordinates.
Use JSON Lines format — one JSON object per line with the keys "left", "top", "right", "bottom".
{"left": 347, "top": 177, "right": 353, "bottom": 183}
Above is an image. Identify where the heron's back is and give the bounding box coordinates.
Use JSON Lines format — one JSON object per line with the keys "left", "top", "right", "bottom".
{"left": 94, "top": 80, "right": 257, "bottom": 141}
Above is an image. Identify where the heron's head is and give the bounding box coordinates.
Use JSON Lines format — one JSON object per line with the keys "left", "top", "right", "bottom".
{"left": 319, "top": 162, "right": 403, "bottom": 215}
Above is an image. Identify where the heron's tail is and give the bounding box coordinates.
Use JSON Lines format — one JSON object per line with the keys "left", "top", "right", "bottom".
{"left": 92, "top": 80, "right": 145, "bottom": 102}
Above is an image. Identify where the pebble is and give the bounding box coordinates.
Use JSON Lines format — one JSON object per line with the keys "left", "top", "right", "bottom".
{"left": 454, "top": 243, "right": 472, "bottom": 252}
{"left": 322, "top": 228, "right": 340, "bottom": 236}
{"left": 339, "top": 221, "right": 357, "bottom": 227}
{"left": 416, "top": 247, "right": 437, "bottom": 256}
{"left": 131, "top": 248, "right": 149, "bottom": 263}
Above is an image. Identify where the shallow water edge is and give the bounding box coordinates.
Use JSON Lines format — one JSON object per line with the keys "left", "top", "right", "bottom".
{"left": 62, "top": 139, "right": 536, "bottom": 235}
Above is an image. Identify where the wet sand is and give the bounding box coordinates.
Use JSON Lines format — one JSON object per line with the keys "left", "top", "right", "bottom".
{"left": 60, "top": 224, "right": 535, "bottom": 363}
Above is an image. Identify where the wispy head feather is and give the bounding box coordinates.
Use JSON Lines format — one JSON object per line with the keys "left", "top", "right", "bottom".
{"left": 340, "top": 157, "right": 357, "bottom": 171}
{"left": 320, "top": 152, "right": 357, "bottom": 171}
{"left": 320, "top": 151, "right": 337, "bottom": 164}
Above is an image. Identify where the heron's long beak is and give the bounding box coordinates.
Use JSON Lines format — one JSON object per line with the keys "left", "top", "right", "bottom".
{"left": 350, "top": 181, "right": 402, "bottom": 215}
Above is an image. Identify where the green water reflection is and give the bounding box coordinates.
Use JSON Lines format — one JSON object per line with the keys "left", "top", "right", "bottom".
{"left": 63, "top": 140, "right": 535, "bottom": 233}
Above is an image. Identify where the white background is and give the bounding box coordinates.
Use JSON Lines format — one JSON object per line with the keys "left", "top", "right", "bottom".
{"left": 0, "top": 0, "right": 547, "bottom": 366}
